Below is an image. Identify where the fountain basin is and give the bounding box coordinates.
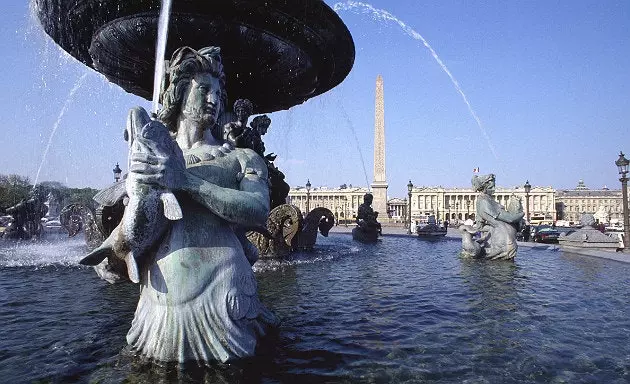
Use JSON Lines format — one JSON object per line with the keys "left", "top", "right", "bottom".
{"left": 2, "top": 234, "right": 630, "bottom": 382}
{"left": 35, "top": 0, "right": 355, "bottom": 113}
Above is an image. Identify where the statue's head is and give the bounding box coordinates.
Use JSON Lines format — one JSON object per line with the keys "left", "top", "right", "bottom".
{"left": 233, "top": 99, "right": 253, "bottom": 122}
{"left": 472, "top": 174, "right": 496, "bottom": 194}
{"left": 251, "top": 115, "right": 271, "bottom": 135}
{"left": 363, "top": 193, "right": 373, "bottom": 204}
{"left": 158, "top": 46, "right": 228, "bottom": 135}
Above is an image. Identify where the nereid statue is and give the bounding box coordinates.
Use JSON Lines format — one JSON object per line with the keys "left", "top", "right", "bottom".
{"left": 459, "top": 174, "right": 524, "bottom": 260}
{"left": 80, "top": 46, "right": 279, "bottom": 363}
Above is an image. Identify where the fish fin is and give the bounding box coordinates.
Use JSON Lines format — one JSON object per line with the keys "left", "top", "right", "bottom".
{"left": 126, "top": 252, "right": 140, "bottom": 284}
{"left": 80, "top": 245, "right": 112, "bottom": 266}
{"left": 161, "top": 192, "right": 183, "bottom": 220}
{"left": 93, "top": 180, "right": 126, "bottom": 206}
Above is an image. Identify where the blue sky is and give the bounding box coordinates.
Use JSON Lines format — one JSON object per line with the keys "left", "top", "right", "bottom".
{"left": 1, "top": 1, "right": 629, "bottom": 198}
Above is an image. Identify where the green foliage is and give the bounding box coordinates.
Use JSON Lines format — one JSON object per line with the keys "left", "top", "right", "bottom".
{"left": 0, "top": 174, "right": 31, "bottom": 213}
{"left": 0, "top": 174, "right": 99, "bottom": 213}
{"left": 66, "top": 187, "right": 99, "bottom": 210}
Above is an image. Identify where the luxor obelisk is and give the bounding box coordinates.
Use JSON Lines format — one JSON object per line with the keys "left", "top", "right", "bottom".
{"left": 371, "top": 75, "right": 389, "bottom": 222}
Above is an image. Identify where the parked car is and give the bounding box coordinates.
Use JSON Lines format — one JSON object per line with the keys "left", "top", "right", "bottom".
{"left": 533, "top": 225, "right": 560, "bottom": 243}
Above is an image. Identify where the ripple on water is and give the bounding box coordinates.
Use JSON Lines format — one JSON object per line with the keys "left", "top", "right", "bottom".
{"left": 1, "top": 233, "right": 630, "bottom": 382}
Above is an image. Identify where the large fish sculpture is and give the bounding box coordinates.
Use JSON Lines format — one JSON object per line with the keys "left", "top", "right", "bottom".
{"left": 80, "top": 107, "right": 185, "bottom": 283}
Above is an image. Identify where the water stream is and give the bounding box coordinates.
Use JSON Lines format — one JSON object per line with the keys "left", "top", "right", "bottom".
{"left": 32, "top": 73, "right": 88, "bottom": 187}
{"left": 151, "top": 0, "right": 173, "bottom": 115}
{"left": 333, "top": 1, "right": 499, "bottom": 160}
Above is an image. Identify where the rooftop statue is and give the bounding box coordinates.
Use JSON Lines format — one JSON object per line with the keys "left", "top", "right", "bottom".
{"left": 459, "top": 174, "right": 524, "bottom": 260}
{"left": 352, "top": 193, "right": 381, "bottom": 243}
{"left": 80, "top": 46, "right": 279, "bottom": 363}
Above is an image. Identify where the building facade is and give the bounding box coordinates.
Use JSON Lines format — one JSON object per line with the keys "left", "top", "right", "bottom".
{"left": 555, "top": 180, "right": 627, "bottom": 224}
{"left": 408, "top": 185, "right": 556, "bottom": 224}
{"left": 287, "top": 184, "right": 556, "bottom": 225}
{"left": 287, "top": 186, "right": 371, "bottom": 225}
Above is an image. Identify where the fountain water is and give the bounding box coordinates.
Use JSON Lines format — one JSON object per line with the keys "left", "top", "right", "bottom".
{"left": 333, "top": 1, "right": 498, "bottom": 160}
{"left": 3, "top": 235, "right": 630, "bottom": 382}
{"left": 32, "top": 73, "right": 87, "bottom": 187}
{"left": 338, "top": 100, "right": 371, "bottom": 189}
{"left": 151, "top": 0, "right": 173, "bottom": 116}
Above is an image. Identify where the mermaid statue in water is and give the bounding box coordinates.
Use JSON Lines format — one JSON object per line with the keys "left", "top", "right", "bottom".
{"left": 459, "top": 174, "right": 524, "bottom": 260}
{"left": 85, "top": 46, "right": 279, "bottom": 363}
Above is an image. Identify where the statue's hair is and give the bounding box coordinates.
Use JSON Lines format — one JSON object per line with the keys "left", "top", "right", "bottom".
{"left": 472, "top": 174, "right": 496, "bottom": 192}
{"left": 157, "top": 46, "right": 228, "bottom": 133}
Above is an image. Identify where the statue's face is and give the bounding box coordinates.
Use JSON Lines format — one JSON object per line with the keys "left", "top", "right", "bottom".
{"left": 484, "top": 179, "right": 496, "bottom": 195}
{"left": 181, "top": 72, "right": 222, "bottom": 128}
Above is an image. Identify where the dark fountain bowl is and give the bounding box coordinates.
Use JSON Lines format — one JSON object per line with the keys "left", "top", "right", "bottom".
{"left": 34, "top": 0, "right": 355, "bottom": 114}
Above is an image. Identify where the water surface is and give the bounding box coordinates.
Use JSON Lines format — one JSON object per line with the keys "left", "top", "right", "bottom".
{"left": 1, "top": 233, "right": 629, "bottom": 383}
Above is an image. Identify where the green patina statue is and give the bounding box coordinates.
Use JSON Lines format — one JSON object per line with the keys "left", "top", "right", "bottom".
{"left": 81, "top": 46, "right": 279, "bottom": 363}
{"left": 459, "top": 174, "right": 524, "bottom": 260}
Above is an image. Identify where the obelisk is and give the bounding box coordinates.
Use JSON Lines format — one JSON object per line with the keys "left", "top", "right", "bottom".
{"left": 371, "top": 75, "right": 389, "bottom": 222}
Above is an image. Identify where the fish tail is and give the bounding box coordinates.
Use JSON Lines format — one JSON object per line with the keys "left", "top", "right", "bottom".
{"left": 79, "top": 246, "right": 112, "bottom": 266}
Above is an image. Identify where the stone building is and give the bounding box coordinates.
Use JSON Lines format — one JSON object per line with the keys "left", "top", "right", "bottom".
{"left": 408, "top": 185, "right": 556, "bottom": 224}
{"left": 387, "top": 197, "right": 408, "bottom": 223}
{"left": 287, "top": 183, "right": 556, "bottom": 226}
{"left": 287, "top": 186, "right": 370, "bottom": 225}
{"left": 555, "top": 180, "right": 626, "bottom": 225}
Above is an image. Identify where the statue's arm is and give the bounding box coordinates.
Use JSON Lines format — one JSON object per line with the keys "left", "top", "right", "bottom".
{"left": 477, "top": 196, "right": 523, "bottom": 225}
{"left": 183, "top": 151, "right": 270, "bottom": 226}
{"left": 495, "top": 210, "right": 524, "bottom": 224}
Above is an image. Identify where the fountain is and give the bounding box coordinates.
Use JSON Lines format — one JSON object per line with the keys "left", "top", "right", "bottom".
{"left": 35, "top": 0, "right": 355, "bottom": 365}
{"left": 459, "top": 174, "right": 524, "bottom": 260}
{"left": 0, "top": 1, "right": 624, "bottom": 382}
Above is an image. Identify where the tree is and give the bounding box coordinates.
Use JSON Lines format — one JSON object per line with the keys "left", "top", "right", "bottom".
{"left": 66, "top": 187, "right": 100, "bottom": 210}
{"left": 0, "top": 174, "right": 32, "bottom": 213}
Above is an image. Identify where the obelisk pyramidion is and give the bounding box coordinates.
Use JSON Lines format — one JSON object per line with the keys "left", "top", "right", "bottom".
{"left": 371, "top": 74, "right": 389, "bottom": 221}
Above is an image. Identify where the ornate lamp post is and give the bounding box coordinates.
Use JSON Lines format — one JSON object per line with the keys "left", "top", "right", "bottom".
{"left": 407, "top": 180, "right": 413, "bottom": 234}
{"left": 344, "top": 199, "right": 348, "bottom": 227}
{"left": 524, "top": 180, "right": 531, "bottom": 222}
{"left": 305, "top": 179, "right": 311, "bottom": 214}
{"left": 615, "top": 152, "right": 630, "bottom": 248}
{"left": 456, "top": 202, "right": 460, "bottom": 220}
{"left": 466, "top": 199, "right": 471, "bottom": 219}
{"left": 113, "top": 163, "right": 122, "bottom": 182}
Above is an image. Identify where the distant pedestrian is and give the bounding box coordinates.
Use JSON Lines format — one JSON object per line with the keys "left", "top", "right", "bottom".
{"left": 443, "top": 220, "right": 449, "bottom": 230}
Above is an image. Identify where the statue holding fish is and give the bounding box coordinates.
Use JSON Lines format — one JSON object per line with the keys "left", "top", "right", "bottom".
{"left": 80, "top": 46, "right": 279, "bottom": 363}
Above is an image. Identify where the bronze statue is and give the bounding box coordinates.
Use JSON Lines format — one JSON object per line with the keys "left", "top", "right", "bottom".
{"left": 295, "top": 207, "right": 335, "bottom": 250}
{"left": 80, "top": 46, "right": 279, "bottom": 363}
{"left": 352, "top": 193, "right": 381, "bottom": 242}
{"left": 459, "top": 174, "right": 524, "bottom": 260}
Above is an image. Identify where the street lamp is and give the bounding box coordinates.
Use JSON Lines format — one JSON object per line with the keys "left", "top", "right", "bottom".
{"left": 615, "top": 152, "right": 630, "bottom": 248}
{"left": 466, "top": 199, "right": 471, "bottom": 218}
{"left": 407, "top": 180, "right": 413, "bottom": 234}
{"left": 305, "top": 179, "right": 311, "bottom": 214}
{"left": 113, "top": 163, "right": 122, "bottom": 182}
{"left": 344, "top": 199, "right": 348, "bottom": 227}
{"left": 524, "top": 180, "right": 531, "bottom": 222}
